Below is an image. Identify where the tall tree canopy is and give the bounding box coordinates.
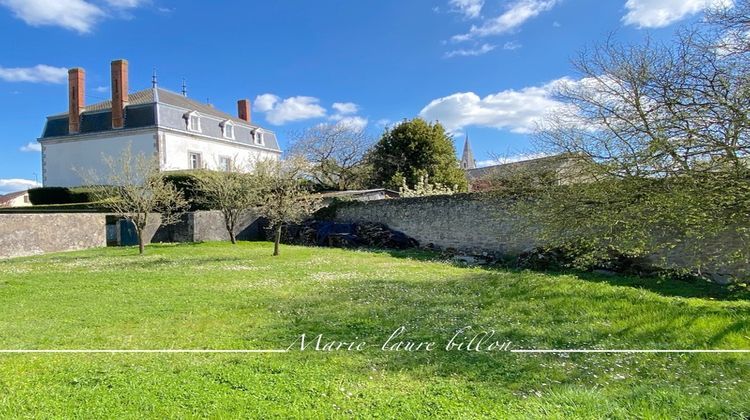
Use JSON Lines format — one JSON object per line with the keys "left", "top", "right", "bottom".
{"left": 288, "top": 123, "right": 373, "bottom": 191}
{"left": 367, "top": 118, "right": 468, "bottom": 191}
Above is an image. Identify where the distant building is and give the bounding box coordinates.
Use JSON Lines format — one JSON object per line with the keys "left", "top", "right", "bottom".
{"left": 38, "top": 59, "right": 282, "bottom": 188}
{"left": 466, "top": 153, "right": 585, "bottom": 191}
{"left": 459, "top": 136, "right": 585, "bottom": 191}
{"left": 459, "top": 135, "right": 476, "bottom": 170}
{"left": 318, "top": 189, "right": 400, "bottom": 205}
{"left": 0, "top": 190, "right": 31, "bottom": 208}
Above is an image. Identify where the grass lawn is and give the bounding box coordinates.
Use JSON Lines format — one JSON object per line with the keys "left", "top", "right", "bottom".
{"left": 0, "top": 242, "right": 749, "bottom": 418}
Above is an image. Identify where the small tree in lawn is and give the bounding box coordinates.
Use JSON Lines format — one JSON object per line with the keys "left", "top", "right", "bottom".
{"left": 85, "top": 145, "right": 187, "bottom": 255}
{"left": 197, "top": 164, "right": 259, "bottom": 244}
{"left": 254, "top": 157, "right": 320, "bottom": 256}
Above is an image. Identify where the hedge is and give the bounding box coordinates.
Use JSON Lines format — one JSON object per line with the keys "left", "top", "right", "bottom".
{"left": 27, "top": 187, "right": 108, "bottom": 205}
{"left": 162, "top": 170, "right": 213, "bottom": 211}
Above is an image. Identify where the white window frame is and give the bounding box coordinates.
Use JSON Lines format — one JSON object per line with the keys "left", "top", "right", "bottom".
{"left": 222, "top": 120, "right": 235, "bottom": 140}
{"left": 219, "top": 156, "right": 232, "bottom": 172}
{"left": 188, "top": 151, "right": 203, "bottom": 170}
{"left": 186, "top": 111, "right": 202, "bottom": 133}
{"left": 254, "top": 130, "right": 264, "bottom": 146}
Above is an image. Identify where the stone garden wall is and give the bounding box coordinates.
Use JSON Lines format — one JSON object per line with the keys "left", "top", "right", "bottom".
{"left": 151, "top": 210, "right": 263, "bottom": 243}
{"left": 332, "top": 194, "right": 536, "bottom": 256}
{"left": 0, "top": 213, "right": 107, "bottom": 259}
{"left": 332, "top": 194, "right": 747, "bottom": 282}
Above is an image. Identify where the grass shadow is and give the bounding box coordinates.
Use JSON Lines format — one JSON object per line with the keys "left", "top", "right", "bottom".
{"left": 364, "top": 247, "right": 750, "bottom": 302}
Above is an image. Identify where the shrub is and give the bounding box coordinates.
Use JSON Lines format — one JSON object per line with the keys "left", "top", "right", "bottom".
{"left": 512, "top": 171, "right": 750, "bottom": 280}
{"left": 28, "top": 186, "right": 112, "bottom": 205}
{"left": 162, "top": 170, "right": 213, "bottom": 211}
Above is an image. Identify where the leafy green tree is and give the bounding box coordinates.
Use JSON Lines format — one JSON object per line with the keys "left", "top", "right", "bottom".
{"left": 367, "top": 118, "right": 468, "bottom": 191}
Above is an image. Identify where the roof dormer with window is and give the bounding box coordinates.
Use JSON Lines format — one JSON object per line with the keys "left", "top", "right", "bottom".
{"left": 221, "top": 120, "right": 235, "bottom": 140}
{"left": 185, "top": 111, "right": 202, "bottom": 133}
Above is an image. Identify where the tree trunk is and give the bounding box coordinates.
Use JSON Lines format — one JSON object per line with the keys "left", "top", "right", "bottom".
{"left": 226, "top": 215, "right": 237, "bottom": 245}
{"left": 138, "top": 231, "right": 145, "bottom": 255}
{"left": 273, "top": 224, "right": 282, "bottom": 256}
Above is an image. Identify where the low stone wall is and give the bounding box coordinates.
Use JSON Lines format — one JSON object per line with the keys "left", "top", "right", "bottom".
{"left": 332, "top": 194, "right": 747, "bottom": 282}
{"left": 151, "top": 210, "right": 264, "bottom": 243}
{"left": 333, "top": 194, "right": 535, "bottom": 255}
{"left": 0, "top": 213, "right": 106, "bottom": 259}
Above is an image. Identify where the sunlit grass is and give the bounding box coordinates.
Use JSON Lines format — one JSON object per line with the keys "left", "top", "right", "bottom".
{"left": 0, "top": 242, "right": 748, "bottom": 418}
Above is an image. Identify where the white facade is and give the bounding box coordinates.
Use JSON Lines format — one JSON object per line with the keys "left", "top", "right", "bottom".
{"left": 42, "top": 128, "right": 279, "bottom": 187}
{"left": 0, "top": 191, "right": 31, "bottom": 207}
{"left": 42, "top": 129, "right": 157, "bottom": 187}
{"left": 158, "top": 129, "right": 280, "bottom": 173}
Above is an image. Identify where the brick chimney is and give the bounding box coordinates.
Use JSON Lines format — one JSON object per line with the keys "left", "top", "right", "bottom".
{"left": 68, "top": 68, "right": 85, "bottom": 134}
{"left": 237, "top": 99, "right": 251, "bottom": 123}
{"left": 110, "top": 59, "right": 129, "bottom": 129}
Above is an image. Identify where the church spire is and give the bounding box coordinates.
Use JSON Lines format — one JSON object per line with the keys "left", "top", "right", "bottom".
{"left": 460, "top": 133, "right": 476, "bottom": 170}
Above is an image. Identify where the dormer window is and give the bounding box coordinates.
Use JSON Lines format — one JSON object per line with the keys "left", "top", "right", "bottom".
{"left": 221, "top": 120, "right": 235, "bottom": 140}
{"left": 185, "top": 111, "right": 201, "bottom": 133}
{"left": 254, "top": 130, "right": 264, "bottom": 146}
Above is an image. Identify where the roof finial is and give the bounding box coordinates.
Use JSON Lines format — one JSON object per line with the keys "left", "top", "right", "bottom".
{"left": 151, "top": 68, "right": 158, "bottom": 89}
{"left": 181, "top": 78, "right": 187, "bottom": 97}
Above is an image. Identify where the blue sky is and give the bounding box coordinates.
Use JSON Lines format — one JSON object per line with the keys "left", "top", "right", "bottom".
{"left": 0, "top": 0, "right": 723, "bottom": 193}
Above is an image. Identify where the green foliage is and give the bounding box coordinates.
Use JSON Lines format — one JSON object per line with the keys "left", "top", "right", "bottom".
{"left": 368, "top": 118, "right": 468, "bottom": 191}
{"left": 162, "top": 170, "right": 214, "bottom": 210}
{"left": 399, "top": 174, "right": 457, "bottom": 197}
{"left": 514, "top": 171, "right": 750, "bottom": 279}
{"left": 27, "top": 186, "right": 114, "bottom": 205}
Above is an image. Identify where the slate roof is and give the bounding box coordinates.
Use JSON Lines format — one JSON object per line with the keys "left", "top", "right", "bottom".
{"left": 41, "top": 87, "right": 281, "bottom": 151}
{"left": 466, "top": 154, "right": 573, "bottom": 180}
{"left": 50, "top": 88, "right": 255, "bottom": 126}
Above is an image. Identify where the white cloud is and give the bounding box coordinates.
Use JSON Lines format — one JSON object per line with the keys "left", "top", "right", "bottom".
{"left": 0, "top": 64, "right": 67, "bottom": 83}
{"left": 452, "top": 0, "right": 560, "bottom": 42}
{"left": 335, "top": 116, "right": 369, "bottom": 131}
{"left": 253, "top": 94, "right": 327, "bottom": 125}
{"left": 450, "top": 0, "right": 484, "bottom": 19}
{"left": 19, "top": 142, "right": 41, "bottom": 152}
{"left": 95, "top": 86, "right": 108, "bottom": 93}
{"left": 0, "top": 178, "right": 40, "bottom": 194}
{"left": 332, "top": 102, "right": 358, "bottom": 115}
{"left": 376, "top": 118, "right": 392, "bottom": 128}
{"left": 503, "top": 40, "right": 522, "bottom": 50}
{"left": 623, "top": 0, "right": 734, "bottom": 28}
{"left": 0, "top": 0, "right": 104, "bottom": 33}
{"left": 253, "top": 94, "right": 279, "bottom": 113}
{"left": 104, "top": 0, "right": 145, "bottom": 8}
{"left": 444, "top": 43, "right": 497, "bottom": 58}
{"left": 0, "top": 0, "right": 151, "bottom": 33}
{"left": 419, "top": 77, "right": 569, "bottom": 134}
{"left": 329, "top": 102, "right": 367, "bottom": 130}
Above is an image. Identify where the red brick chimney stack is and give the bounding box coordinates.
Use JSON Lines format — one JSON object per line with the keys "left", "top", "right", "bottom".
{"left": 237, "top": 99, "right": 251, "bottom": 123}
{"left": 68, "top": 68, "right": 85, "bottom": 134}
{"left": 111, "top": 59, "right": 129, "bottom": 129}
